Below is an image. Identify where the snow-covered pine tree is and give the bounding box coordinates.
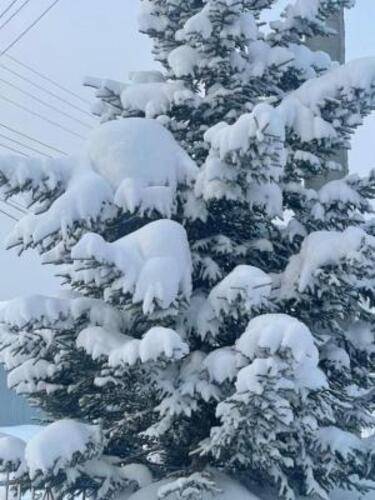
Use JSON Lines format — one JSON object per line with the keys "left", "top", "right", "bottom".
{"left": 0, "top": 0, "right": 374, "bottom": 499}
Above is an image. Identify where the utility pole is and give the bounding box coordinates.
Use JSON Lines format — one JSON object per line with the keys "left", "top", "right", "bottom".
{"left": 307, "top": 9, "right": 348, "bottom": 188}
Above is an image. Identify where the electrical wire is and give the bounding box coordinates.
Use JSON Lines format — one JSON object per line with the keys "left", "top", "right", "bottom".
{"left": 0, "top": 131, "right": 52, "bottom": 157}
{"left": 0, "top": 122, "right": 67, "bottom": 155}
{"left": 0, "top": 0, "right": 20, "bottom": 21}
{"left": 5, "top": 54, "right": 91, "bottom": 105}
{"left": 0, "top": 94, "right": 85, "bottom": 139}
{"left": 0, "top": 76, "right": 93, "bottom": 128}
{"left": 0, "top": 0, "right": 63, "bottom": 57}
{"left": 2, "top": 197, "right": 27, "bottom": 214}
{"left": 0, "top": 63, "right": 93, "bottom": 117}
{"left": 0, "top": 0, "right": 33, "bottom": 32}
{"left": 0, "top": 204, "right": 19, "bottom": 221}
{"left": 0, "top": 141, "right": 28, "bottom": 156}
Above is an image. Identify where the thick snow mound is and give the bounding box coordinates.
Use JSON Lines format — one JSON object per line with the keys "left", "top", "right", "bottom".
{"left": 0, "top": 435, "right": 26, "bottom": 472}
{"left": 139, "top": 327, "right": 189, "bottom": 362}
{"left": 237, "top": 314, "right": 318, "bottom": 364}
{"left": 203, "top": 347, "right": 245, "bottom": 384}
{"left": 209, "top": 265, "right": 272, "bottom": 316}
{"left": 77, "top": 326, "right": 132, "bottom": 360}
{"left": 318, "top": 427, "right": 368, "bottom": 460}
{"left": 0, "top": 295, "right": 123, "bottom": 332}
{"left": 197, "top": 266, "right": 272, "bottom": 340}
{"left": 122, "top": 463, "right": 153, "bottom": 489}
{"left": 109, "top": 327, "right": 189, "bottom": 366}
{"left": 0, "top": 154, "right": 71, "bottom": 193}
{"left": 203, "top": 104, "right": 285, "bottom": 161}
{"left": 121, "top": 80, "right": 193, "bottom": 116}
{"left": 6, "top": 164, "right": 115, "bottom": 251}
{"left": 293, "top": 57, "right": 375, "bottom": 113}
{"left": 25, "top": 420, "right": 102, "bottom": 478}
{"left": 7, "top": 358, "right": 58, "bottom": 394}
{"left": 281, "top": 227, "right": 373, "bottom": 294}
{"left": 87, "top": 118, "right": 197, "bottom": 217}
{"left": 125, "top": 471, "right": 260, "bottom": 500}
{"left": 72, "top": 220, "right": 193, "bottom": 313}
{"left": 236, "top": 314, "right": 327, "bottom": 393}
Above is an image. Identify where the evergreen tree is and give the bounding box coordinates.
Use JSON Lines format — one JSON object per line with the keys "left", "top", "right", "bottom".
{"left": 0, "top": 1, "right": 374, "bottom": 499}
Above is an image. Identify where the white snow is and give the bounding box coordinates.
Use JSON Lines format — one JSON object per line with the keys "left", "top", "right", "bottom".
{"left": 281, "top": 227, "right": 372, "bottom": 294}
{"left": 196, "top": 104, "right": 286, "bottom": 205}
{"left": 1, "top": 117, "right": 198, "bottom": 253}
{"left": 137, "top": 0, "right": 168, "bottom": 34}
{"left": 209, "top": 265, "right": 272, "bottom": 316}
{"left": 293, "top": 57, "right": 375, "bottom": 114}
{"left": 122, "top": 464, "right": 153, "bottom": 489}
{"left": 5, "top": 162, "right": 115, "bottom": 251}
{"left": 318, "top": 179, "right": 362, "bottom": 206}
{"left": 236, "top": 314, "right": 327, "bottom": 394}
{"left": 203, "top": 347, "right": 245, "bottom": 384}
{"left": 88, "top": 118, "right": 197, "bottom": 217}
{"left": 168, "top": 46, "right": 200, "bottom": 77}
{"left": 25, "top": 420, "right": 102, "bottom": 478}
{"left": 124, "top": 470, "right": 260, "bottom": 500}
{"left": 0, "top": 435, "right": 26, "bottom": 472}
{"left": 109, "top": 327, "right": 189, "bottom": 366}
{"left": 203, "top": 104, "right": 285, "bottom": 161}
{"left": 345, "top": 322, "right": 375, "bottom": 353}
{"left": 318, "top": 427, "right": 368, "bottom": 460}
{"left": 7, "top": 359, "right": 58, "bottom": 395}
{"left": 237, "top": 314, "right": 318, "bottom": 364}
{"left": 235, "top": 358, "right": 282, "bottom": 396}
{"left": 247, "top": 40, "right": 294, "bottom": 78}
{"left": 72, "top": 219, "right": 193, "bottom": 313}
{"left": 0, "top": 295, "right": 123, "bottom": 333}
{"left": 197, "top": 266, "right": 272, "bottom": 340}
{"left": 76, "top": 326, "right": 131, "bottom": 360}
{"left": 109, "top": 340, "right": 141, "bottom": 367}
{"left": 177, "top": 4, "right": 213, "bottom": 40}
{"left": 139, "top": 327, "right": 189, "bottom": 363}
{"left": 247, "top": 183, "right": 283, "bottom": 217}
{"left": 88, "top": 118, "right": 196, "bottom": 190}
{"left": 271, "top": 0, "right": 355, "bottom": 38}
{"left": 120, "top": 81, "right": 194, "bottom": 118}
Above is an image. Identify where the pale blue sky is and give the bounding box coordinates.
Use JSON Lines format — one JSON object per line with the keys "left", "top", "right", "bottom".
{"left": 0, "top": 0, "right": 373, "bottom": 299}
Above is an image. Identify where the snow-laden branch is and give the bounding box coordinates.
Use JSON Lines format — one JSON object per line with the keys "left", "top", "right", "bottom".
{"left": 270, "top": 0, "right": 355, "bottom": 44}
{"left": 70, "top": 219, "right": 193, "bottom": 314}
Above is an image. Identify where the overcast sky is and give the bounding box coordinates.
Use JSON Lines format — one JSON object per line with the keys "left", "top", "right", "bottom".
{"left": 0, "top": 0, "right": 373, "bottom": 300}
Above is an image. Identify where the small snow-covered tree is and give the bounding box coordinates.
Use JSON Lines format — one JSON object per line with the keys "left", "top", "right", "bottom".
{"left": 0, "top": 1, "right": 374, "bottom": 499}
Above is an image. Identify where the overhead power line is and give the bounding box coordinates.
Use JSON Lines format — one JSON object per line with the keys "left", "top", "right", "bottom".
{"left": 0, "top": 94, "right": 85, "bottom": 139}
{"left": 0, "top": 204, "right": 19, "bottom": 222}
{"left": 4, "top": 197, "right": 26, "bottom": 213}
{"left": 0, "top": 0, "right": 20, "bottom": 21}
{"left": 6, "top": 54, "right": 91, "bottom": 105}
{"left": 0, "top": 0, "right": 63, "bottom": 57}
{"left": 0, "top": 122, "right": 67, "bottom": 155}
{"left": 0, "top": 141, "right": 28, "bottom": 156}
{"left": 0, "top": 0, "right": 33, "bottom": 32}
{"left": 0, "top": 131, "right": 52, "bottom": 157}
{"left": 1, "top": 196, "right": 27, "bottom": 214}
{"left": 0, "top": 63, "right": 93, "bottom": 117}
{"left": 0, "top": 76, "right": 93, "bottom": 128}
